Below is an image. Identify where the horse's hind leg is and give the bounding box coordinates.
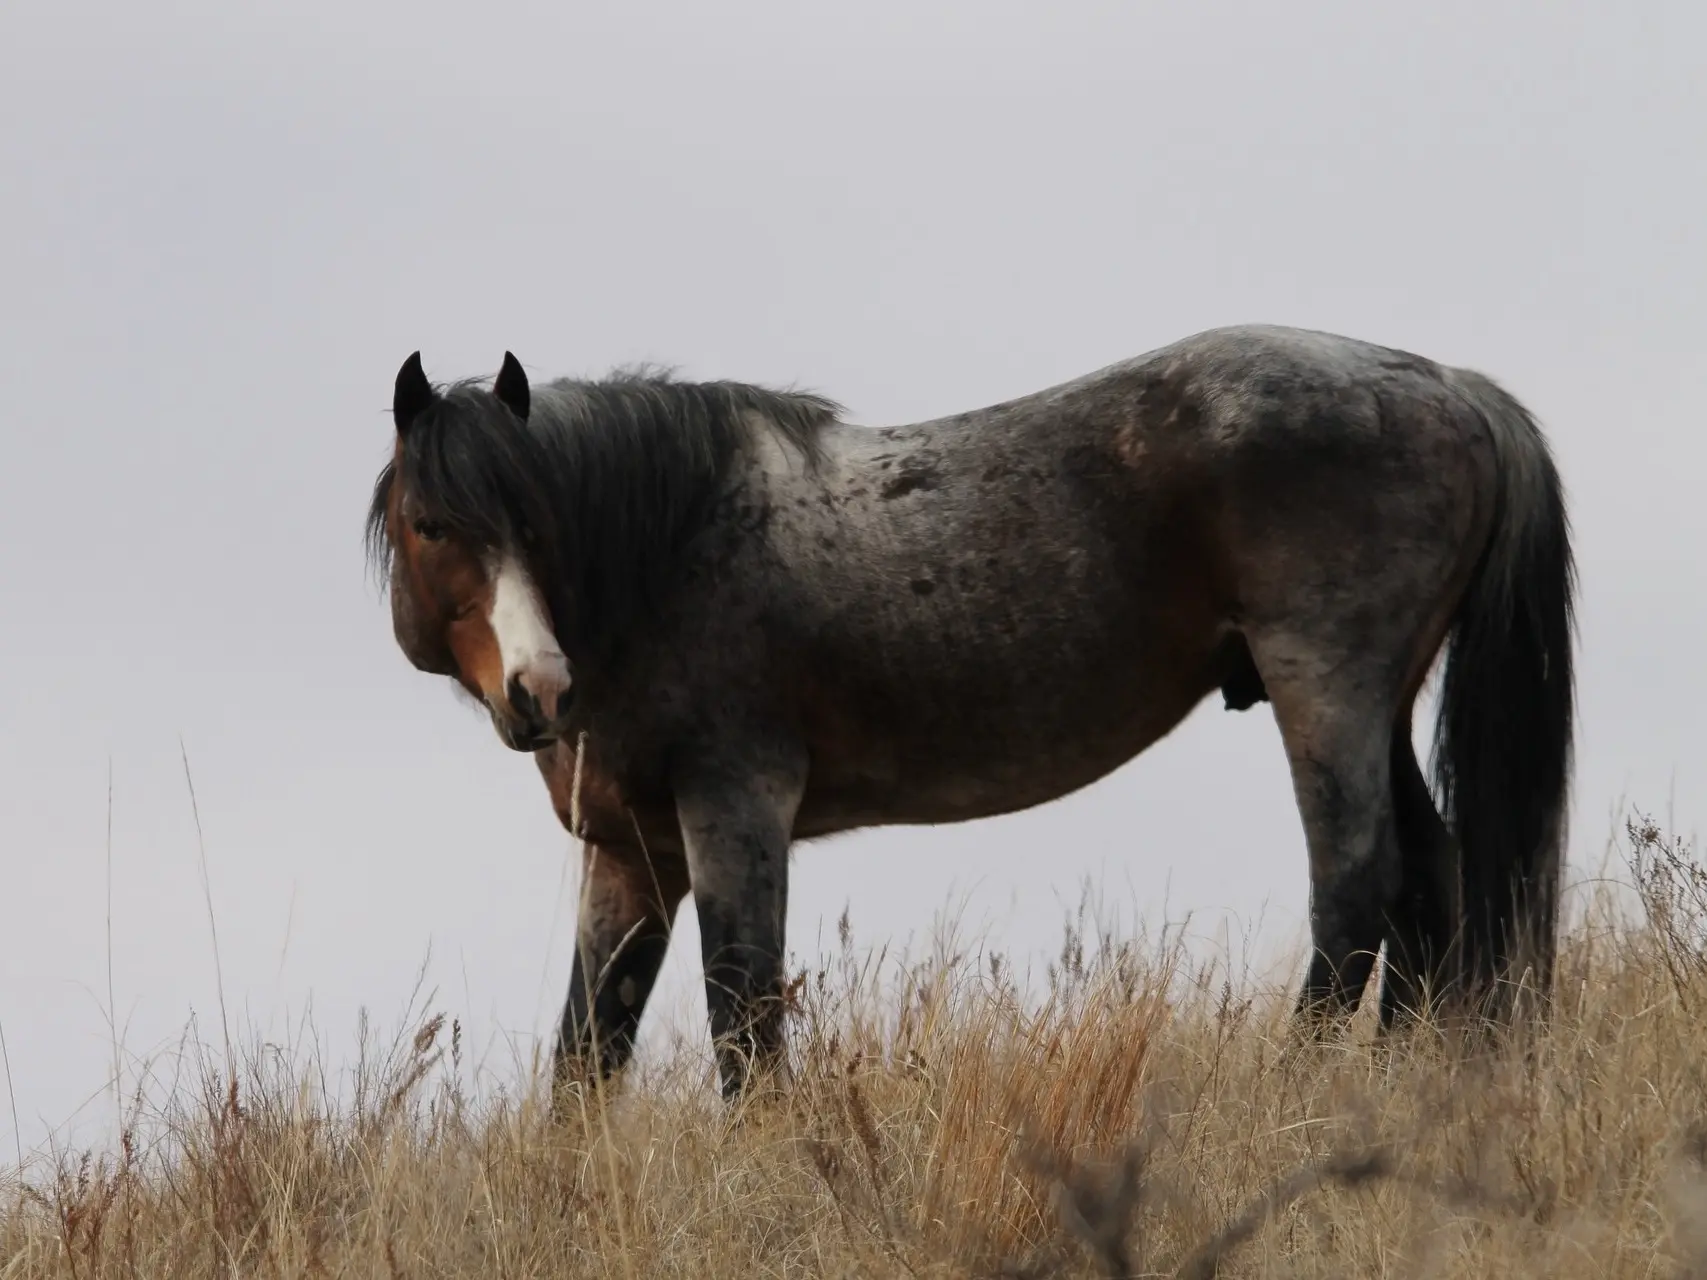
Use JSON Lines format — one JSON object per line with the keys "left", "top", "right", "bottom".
{"left": 554, "top": 841, "right": 690, "bottom": 1103}
{"left": 1378, "top": 723, "right": 1460, "bottom": 1030}
{"left": 1252, "top": 637, "right": 1404, "bottom": 1024}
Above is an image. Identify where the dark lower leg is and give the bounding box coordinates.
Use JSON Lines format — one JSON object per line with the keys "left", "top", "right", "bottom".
{"left": 1295, "top": 892, "right": 1388, "bottom": 1024}
{"left": 1379, "top": 732, "right": 1460, "bottom": 1029}
{"left": 697, "top": 895, "right": 789, "bottom": 1100}
{"left": 672, "top": 745, "right": 806, "bottom": 1102}
{"left": 1284, "top": 747, "right": 1401, "bottom": 1028}
{"left": 554, "top": 842, "right": 689, "bottom": 1098}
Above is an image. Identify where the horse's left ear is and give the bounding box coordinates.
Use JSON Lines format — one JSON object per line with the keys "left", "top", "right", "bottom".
{"left": 393, "top": 351, "right": 434, "bottom": 435}
{"left": 494, "top": 351, "right": 530, "bottom": 423}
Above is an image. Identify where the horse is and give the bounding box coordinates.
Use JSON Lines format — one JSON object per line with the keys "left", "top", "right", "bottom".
{"left": 364, "top": 324, "right": 1575, "bottom": 1101}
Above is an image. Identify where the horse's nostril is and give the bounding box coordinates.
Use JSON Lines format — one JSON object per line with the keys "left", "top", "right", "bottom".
{"left": 507, "top": 675, "right": 543, "bottom": 725}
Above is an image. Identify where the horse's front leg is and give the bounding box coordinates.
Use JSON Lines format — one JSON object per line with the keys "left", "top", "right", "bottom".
{"left": 554, "top": 840, "right": 690, "bottom": 1106}
{"left": 673, "top": 744, "right": 806, "bottom": 1100}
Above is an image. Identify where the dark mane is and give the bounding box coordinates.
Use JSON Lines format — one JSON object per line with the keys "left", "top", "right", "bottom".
{"left": 365, "top": 366, "right": 840, "bottom": 650}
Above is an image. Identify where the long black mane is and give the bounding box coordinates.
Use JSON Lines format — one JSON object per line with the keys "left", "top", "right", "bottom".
{"left": 366, "top": 366, "right": 840, "bottom": 652}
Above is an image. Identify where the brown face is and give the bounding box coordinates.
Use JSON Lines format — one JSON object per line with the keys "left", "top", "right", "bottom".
{"left": 382, "top": 349, "right": 573, "bottom": 751}
{"left": 384, "top": 453, "right": 575, "bottom": 753}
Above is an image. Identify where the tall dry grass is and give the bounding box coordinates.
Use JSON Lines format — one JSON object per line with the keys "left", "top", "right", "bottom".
{"left": 5, "top": 812, "right": 1707, "bottom": 1278}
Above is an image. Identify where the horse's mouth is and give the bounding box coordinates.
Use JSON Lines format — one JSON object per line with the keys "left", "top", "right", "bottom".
{"left": 490, "top": 713, "right": 567, "bottom": 754}
{"left": 504, "top": 731, "right": 557, "bottom": 753}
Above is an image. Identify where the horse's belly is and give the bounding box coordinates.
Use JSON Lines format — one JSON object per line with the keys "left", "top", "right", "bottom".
{"left": 793, "top": 665, "right": 1215, "bottom": 837}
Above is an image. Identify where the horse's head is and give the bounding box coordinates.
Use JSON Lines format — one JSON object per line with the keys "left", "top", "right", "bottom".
{"left": 371, "top": 351, "right": 575, "bottom": 752}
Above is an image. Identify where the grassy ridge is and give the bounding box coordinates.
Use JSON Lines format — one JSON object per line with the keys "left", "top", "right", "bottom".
{"left": 5, "top": 814, "right": 1707, "bottom": 1278}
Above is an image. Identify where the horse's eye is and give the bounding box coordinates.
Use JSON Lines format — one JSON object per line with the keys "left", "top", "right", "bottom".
{"left": 413, "top": 518, "right": 447, "bottom": 542}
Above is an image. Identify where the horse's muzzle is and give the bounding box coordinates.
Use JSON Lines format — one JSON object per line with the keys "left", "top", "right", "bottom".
{"left": 491, "top": 674, "right": 575, "bottom": 752}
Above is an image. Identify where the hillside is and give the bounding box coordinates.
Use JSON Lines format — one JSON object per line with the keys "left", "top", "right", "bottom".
{"left": 4, "top": 815, "right": 1706, "bottom": 1278}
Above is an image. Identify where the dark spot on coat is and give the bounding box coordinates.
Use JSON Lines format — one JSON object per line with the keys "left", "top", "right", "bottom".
{"left": 881, "top": 452, "right": 944, "bottom": 501}
{"left": 910, "top": 579, "right": 936, "bottom": 596}
{"left": 882, "top": 472, "right": 936, "bottom": 500}
{"left": 1139, "top": 369, "right": 1204, "bottom": 434}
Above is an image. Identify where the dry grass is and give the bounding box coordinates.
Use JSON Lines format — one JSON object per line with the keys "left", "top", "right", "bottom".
{"left": 6, "top": 813, "right": 1707, "bottom": 1278}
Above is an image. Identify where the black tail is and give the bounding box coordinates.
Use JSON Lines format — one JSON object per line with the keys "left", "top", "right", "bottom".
{"left": 1433, "top": 368, "right": 1577, "bottom": 1020}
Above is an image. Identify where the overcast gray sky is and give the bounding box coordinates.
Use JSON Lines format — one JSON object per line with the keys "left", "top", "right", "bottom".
{"left": 3, "top": 0, "right": 1703, "bottom": 1157}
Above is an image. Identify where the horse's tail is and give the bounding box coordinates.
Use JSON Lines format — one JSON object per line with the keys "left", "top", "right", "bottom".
{"left": 1433, "top": 367, "right": 1577, "bottom": 1019}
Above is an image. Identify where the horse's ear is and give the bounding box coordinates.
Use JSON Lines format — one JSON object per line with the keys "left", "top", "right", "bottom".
{"left": 393, "top": 351, "right": 434, "bottom": 435}
{"left": 494, "top": 351, "right": 531, "bottom": 423}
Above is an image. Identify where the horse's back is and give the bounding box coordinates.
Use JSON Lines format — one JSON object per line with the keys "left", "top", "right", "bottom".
{"left": 831, "top": 322, "right": 1496, "bottom": 481}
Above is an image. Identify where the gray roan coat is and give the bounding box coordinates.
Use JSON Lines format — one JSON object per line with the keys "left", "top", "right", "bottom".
{"left": 367, "top": 324, "right": 1575, "bottom": 1101}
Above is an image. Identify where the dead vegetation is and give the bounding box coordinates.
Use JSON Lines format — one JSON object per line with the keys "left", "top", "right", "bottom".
{"left": 6, "top": 813, "right": 1707, "bottom": 1277}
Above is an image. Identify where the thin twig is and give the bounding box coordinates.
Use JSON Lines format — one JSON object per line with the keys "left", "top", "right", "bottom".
{"left": 570, "top": 729, "right": 589, "bottom": 840}
{"left": 179, "top": 737, "right": 232, "bottom": 1072}
{"left": 0, "top": 1017, "right": 21, "bottom": 1169}
{"left": 537, "top": 730, "right": 592, "bottom": 1064}
{"left": 1017, "top": 1133, "right": 1151, "bottom": 1279}
{"left": 1174, "top": 1146, "right": 1393, "bottom": 1280}
{"left": 105, "top": 756, "right": 121, "bottom": 1134}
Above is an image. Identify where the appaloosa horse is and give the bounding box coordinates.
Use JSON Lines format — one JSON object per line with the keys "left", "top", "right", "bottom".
{"left": 366, "top": 325, "right": 1575, "bottom": 1099}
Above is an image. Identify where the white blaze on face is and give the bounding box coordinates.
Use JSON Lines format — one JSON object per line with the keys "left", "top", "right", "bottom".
{"left": 486, "top": 552, "right": 571, "bottom": 718}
